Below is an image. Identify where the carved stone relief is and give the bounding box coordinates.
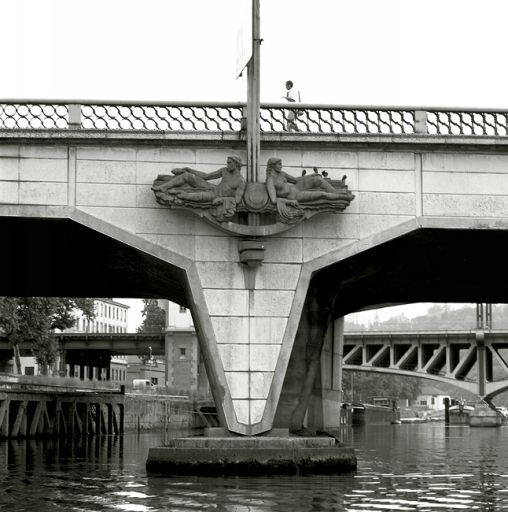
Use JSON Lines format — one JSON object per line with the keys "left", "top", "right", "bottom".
{"left": 152, "top": 156, "right": 355, "bottom": 236}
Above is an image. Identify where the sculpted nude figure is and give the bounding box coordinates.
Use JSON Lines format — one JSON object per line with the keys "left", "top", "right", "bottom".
{"left": 265, "top": 157, "right": 344, "bottom": 206}
{"left": 152, "top": 156, "right": 246, "bottom": 207}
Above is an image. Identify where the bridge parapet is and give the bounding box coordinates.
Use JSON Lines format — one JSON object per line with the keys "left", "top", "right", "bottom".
{"left": 3, "top": 100, "right": 508, "bottom": 136}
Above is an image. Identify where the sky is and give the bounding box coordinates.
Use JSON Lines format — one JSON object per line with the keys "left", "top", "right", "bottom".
{"left": 3, "top": 0, "right": 500, "bottom": 327}
{"left": 1, "top": 0, "right": 508, "bottom": 108}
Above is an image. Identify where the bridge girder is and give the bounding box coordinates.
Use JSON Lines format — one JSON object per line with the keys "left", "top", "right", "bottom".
{"left": 342, "top": 331, "right": 508, "bottom": 399}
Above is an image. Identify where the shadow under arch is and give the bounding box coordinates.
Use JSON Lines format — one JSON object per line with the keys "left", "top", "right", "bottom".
{"left": 313, "top": 225, "right": 508, "bottom": 320}
{"left": 0, "top": 213, "right": 190, "bottom": 302}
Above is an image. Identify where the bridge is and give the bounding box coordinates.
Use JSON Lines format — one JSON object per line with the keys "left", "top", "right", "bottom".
{"left": 4, "top": 328, "right": 508, "bottom": 399}
{"left": 2, "top": 100, "right": 508, "bottom": 435}
{"left": 342, "top": 330, "right": 508, "bottom": 398}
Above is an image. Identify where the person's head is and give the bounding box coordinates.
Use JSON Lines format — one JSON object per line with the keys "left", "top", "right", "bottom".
{"left": 226, "top": 155, "right": 242, "bottom": 171}
{"left": 285, "top": 80, "right": 293, "bottom": 90}
{"left": 267, "top": 157, "right": 282, "bottom": 172}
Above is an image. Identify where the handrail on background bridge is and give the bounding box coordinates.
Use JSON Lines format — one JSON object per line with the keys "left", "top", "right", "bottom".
{"left": 2, "top": 99, "right": 508, "bottom": 136}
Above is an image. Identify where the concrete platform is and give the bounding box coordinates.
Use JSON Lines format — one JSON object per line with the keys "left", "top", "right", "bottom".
{"left": 470, "top": 406, "right": 503, "bottom": 427}
{"left": 146, "top": 436, "right": 357, "bottom": 475}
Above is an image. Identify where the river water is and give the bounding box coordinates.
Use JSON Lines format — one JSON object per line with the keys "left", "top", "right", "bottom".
{"left": 1, "top": 424, "right": 508, "bottom": 511}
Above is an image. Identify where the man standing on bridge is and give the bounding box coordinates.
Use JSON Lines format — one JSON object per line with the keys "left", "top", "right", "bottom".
{"left": 283, "top": 80, "right": 301, "bottom": 132}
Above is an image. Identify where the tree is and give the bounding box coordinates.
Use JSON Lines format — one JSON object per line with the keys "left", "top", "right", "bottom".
{"left": 137, "top": 299, "right": 166, "bottom": 334}
{"left": 342, "top": 371, "right": 422, "bottom": 403}
{"left": 0, "top": 297, "right": 95, "bottom": 375}
{"left": 137, "top": 299, "right": 166, "bottom": 365}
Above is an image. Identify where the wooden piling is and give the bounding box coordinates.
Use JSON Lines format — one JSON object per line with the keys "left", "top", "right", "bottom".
{"left": 0, "top": 389, "right": 124, "bottom": 439}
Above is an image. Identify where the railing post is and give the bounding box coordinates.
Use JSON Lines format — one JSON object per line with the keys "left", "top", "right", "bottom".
{"left": 414, "top": 110, "right": 427, "bottom": 134}
{"left": 68, "top": 103, "right": 81, "bottom": 129}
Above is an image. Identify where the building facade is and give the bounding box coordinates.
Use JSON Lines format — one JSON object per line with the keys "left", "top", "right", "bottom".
{"left": 162, "top": 301, "right": 209, "bottom": 394}
{"left": 19, "top": 298, "right": 130, "bottom": 379}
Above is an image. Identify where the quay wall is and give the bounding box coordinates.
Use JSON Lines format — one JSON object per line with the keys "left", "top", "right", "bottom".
{"left": 123, "top": 394, "right": 213, "bottom": 432}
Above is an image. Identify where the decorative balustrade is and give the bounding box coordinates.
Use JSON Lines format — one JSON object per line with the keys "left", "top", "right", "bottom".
{"left": 1, "top": 100, "right": 508, "bottom": 136}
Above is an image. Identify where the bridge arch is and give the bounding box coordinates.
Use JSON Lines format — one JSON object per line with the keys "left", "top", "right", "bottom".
{"left": 0, "top": 206, "right": 247, "bottom": 431}
{"left": 307, "top": 216, "right": 508, "bottom": 319}
{"left": 342, "top": 365, "right": 478, "bottom": 396}
{"left": 272, "top": 218, "right": 508, "bottom": 427}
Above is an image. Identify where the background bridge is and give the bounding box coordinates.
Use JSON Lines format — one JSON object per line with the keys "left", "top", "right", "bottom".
{"left": 343, "top": 330, "right": 508, "bottom": 399}
{"left": 3, "top": 328, "right": 508, "bottom": 401}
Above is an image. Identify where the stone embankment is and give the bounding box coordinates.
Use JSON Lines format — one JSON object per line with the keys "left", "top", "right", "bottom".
{"left": 124, "top": 393, "right": 217, "bottom": 432}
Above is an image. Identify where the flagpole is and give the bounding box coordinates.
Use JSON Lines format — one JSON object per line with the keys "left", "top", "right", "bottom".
{"left": 246, "top": 0, "right": 260, "bottom": 185}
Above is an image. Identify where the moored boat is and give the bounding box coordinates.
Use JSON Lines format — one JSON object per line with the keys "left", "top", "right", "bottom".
{"left": 448, "top": 403, "right": 474, "bottom": 425}
{"left": 351, "top": 397, "right": 399, "bottom": 426}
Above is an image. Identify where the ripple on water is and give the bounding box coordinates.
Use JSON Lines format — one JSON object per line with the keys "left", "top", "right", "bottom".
{"left": 1, "top": 427, "right": 508, "bottom": 511}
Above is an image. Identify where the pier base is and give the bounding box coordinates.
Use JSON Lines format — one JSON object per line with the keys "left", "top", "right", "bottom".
{"left": 146, "top": 436, "right": 357, "bottom": 475}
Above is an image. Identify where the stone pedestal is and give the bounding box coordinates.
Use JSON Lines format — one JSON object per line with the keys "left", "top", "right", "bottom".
{"left": 146, "top": 436, "right": 357, "bottom": 475}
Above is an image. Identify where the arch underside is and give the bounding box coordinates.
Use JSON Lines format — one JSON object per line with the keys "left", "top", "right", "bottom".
{"left": 0, "top": 215, "right": 190, "bottom": 303}
{"left": 343, "top": 364, "right": 478, "bottom": 394}
{"left": 343, "top": 365, "right": 508, "bottom": 400}
{"left": 311, "top": 226, "right": 508, "bottom": 319}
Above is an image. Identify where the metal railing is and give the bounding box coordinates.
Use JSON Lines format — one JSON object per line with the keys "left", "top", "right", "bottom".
{"left": 2, "top": 99, "right": 508, "bottom": 136}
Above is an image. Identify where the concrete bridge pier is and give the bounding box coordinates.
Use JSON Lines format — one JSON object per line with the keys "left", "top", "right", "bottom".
{"left": 306, "top": 318, "right": 344, "bottom": 431}
{"left": 476, "top": 331, "right": 487, "bottom": 397}
{"left": 149, "top": 276, "right": 356, "bottom": 475}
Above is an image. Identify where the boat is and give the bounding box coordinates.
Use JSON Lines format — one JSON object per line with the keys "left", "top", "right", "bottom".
{"left": 399, "top": 416, "right": 427, "bottom": 424}
{"left": 448, "top": 403, "right": 474, "bottom": 425}
{"left": 351, "top": 397, "right": 399, "bottom": 426}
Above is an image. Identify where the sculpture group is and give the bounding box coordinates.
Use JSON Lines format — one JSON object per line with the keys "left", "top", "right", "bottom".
{"left": 152, "top": 156, "right": 355, "bottom": 227}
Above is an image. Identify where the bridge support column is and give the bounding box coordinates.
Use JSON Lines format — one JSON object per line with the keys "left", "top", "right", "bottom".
{"left": 307, "top": 318, "right": 344, "bottom": 430}
{"left": 476, "top": 331, "right": 486, "bottom": 396}
{"left": 58, "top": 349, "right": 67, "bottom": 377}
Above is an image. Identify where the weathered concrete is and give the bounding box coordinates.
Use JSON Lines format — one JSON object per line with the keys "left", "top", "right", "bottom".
{"left": 146, "top": 436, "right": 357, "bottom": 475}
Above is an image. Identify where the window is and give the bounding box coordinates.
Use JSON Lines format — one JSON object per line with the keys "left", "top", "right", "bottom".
{"left": 151, "top": 377, "right": 158, "bottom": 386}
{"left": 420, "top": 400, "right": 427, "bottom": 406}
{"left": 179, "top": 306, "right": 186, "bottom": 313}
{"left": 179, "top": 347, "right": 187, "bottom": 359}
{"left": 25, "top": 367, "right": 35, "bottom": 376}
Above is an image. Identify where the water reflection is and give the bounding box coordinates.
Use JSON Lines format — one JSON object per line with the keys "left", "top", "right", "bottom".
{"left": 1, "top": 425, "right": 508, "bottom": 511}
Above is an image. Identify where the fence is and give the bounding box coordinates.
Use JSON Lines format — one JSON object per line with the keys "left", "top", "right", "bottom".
{"left": 2, "top": 100, "right": 508, "bottom": 136}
